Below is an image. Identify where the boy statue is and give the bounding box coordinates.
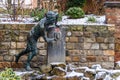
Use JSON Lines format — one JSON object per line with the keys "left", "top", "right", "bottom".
{"left": 15, "top": 11, "right": 59, "bottom": 71}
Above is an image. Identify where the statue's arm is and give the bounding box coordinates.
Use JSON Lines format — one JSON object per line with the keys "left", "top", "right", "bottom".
{"left": 43, "top": 31, "right": 55, "bottom": 43}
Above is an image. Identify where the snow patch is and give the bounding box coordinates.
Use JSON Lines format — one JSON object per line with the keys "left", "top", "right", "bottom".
{"left": 65, "top": 71, "right": 84, "bottom": 77}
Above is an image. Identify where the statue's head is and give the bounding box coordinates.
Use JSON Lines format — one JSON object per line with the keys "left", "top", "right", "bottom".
{"left": 45, "top": 11, "right": 58, "bottom": 25}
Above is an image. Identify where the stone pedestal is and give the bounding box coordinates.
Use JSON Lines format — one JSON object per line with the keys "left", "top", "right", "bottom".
{"left": 47, "top": 27, "right": 65, "bottom": 64}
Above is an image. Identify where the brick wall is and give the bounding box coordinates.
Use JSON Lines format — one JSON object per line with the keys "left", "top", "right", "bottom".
{"left": 65, "top": 25, "right": 115, "bottom": 69}
{"left": 105, "top": 1, "right": 120, "bottom": 62}
{"left": 0, "top": 23, "right": 115, "bottom": 69}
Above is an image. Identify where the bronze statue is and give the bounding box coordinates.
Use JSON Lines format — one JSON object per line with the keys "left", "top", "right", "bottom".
{"left": 15, "top": 11, "right": 59, "bottom": 71}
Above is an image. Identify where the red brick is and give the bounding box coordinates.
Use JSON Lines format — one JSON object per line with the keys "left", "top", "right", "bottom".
{"left": 114, "top": 34, "right": 120, "bottom": 38}
{"left": 86, "top": 56, "right": 96, "bottom": 62}
{"left": 0, "top": 62, "right": 11, "bottom": 68}
{"left": 11, "top": 62, "right": 24, "bottom": 68}
{"left": 72, "top": 56, "right": 80, "bottom": 62}
{"left": 115, "top": 52, "right": 120, "bottom": 62}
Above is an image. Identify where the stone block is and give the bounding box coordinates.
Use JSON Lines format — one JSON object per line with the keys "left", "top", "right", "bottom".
{"left": 52, "top": 76, "right": 66, "bottom": 80}
{"left": 0, "top": 24, "right": 5, "bottom": 29}
{"left": 96, "top": 37, "right": 104, "bottom": 43}
{"left": 84, "top": 50, "right": 94, "bottom": 56}
{"left": 103, "top": 50, "right": 115, "bottom": 56}
{"left": 74, "top": 43, "right": 84, "bottom": 50}
{"left": 109, "top": 56, "right": 114, "bottom": 62}
{"left": 4, "top": 24, "right": 12, "bottom": 29}
{"left": 94, "top": 50, "right": 103, "bottom": 56}
{"left": 100, "top": 43, "right": 108, "bottom": 49}
{"left": 3, "top": 55, "right": 14, "bottom": 61}
{"left": 65, "top": 37, "right": 69, "bottom": 42}
{"left": 25, "top": 24, "right": 34, "bottom": 30}
{"left": 0, "top": 42, "right": 10, "bottom": 50}
{"left": 11, "top": 62, "right": 24, "bottom": 68}
{"left": 16, "top": 42, "right": 26, "bottom": 49}
{"left": 102, "top": 62, "right": 114, "bottom": 69}
{"left": 20, "top": 31, "right": 28, "bottom": 36}
{"left": 96, "top": 56, "right": 109, "bottom": 62}
{"left": 72, "top": 56, "right": 80, "bottom": 62}
{"left": 39, "top": 50, "right": 47, "bottom": 55}
{"left": 0, "top": 56, "right": 3, "bottom": 61}
{"left": 104, "top": 37, "right": 114, "bottom": 43}
{"left": 80, "top": 56, "right": 87, "bottom": 63}
{"left": 51, "top": 63, "right": 66, "bottom": 69}
{"left": 69, "top": 37, "right": 78, "bottom": 42}
{"left": 11, "top": 24, "right": 19, "bottom": 30}
{"left": 91, "top": 43, "right": 99, "bottom": 49}
{"left": 84, "top": 26, "right": 97, "bottom": 32}
{"left": 0, "top": 62, "right": 11, "bottom": 68}
{"left": 18, "top": 24, "right": 26, "bottom": 30}
{"left": 76, "top": 26, "right": 83, "bottom": 31}
{"left": 84, "top": 32, "right": 93, "bottom": 37}
{"left": 84, "top": 69, "right": 96, "bottom": 80}
{"left": 9, "top": 50, "right": 19, "bottom": 55}
{"left": 0, "top": 50, "right": 8, "bottom": 55}
{"left": 51, "top": 67, "right": 66, "bottom": 76}
{"left": 66, "top": 56, "right": 72, "bottom": 62}
{"left": 19, "top": 36, "right": 26, "bottom": 41}
{"left": 39, "top": 64, "right": 52, "bottom": 73}
{"left": 97, "top": 26, "right": 107, "bottom": 31}
{"left": 72, "top": 31, "right": 83, "bottom": 37}
{"left": 37, "top": 43, "right": 45, "bottom": 49}
{"left": 11, "top": 36, "right": 19, "bottom": 42}
{"left": 101, "top": 31, "right": 112, "bottom": 37}
{"left": 84, "top": 43, "right": 91, "bottom": 49}
{"left": 109, "top": 44, "right": 114, "bottom": 49}
{"left": 84, "top": 38, "right": 96, "bottom": 43}
{"left": 78, "top": 37, "right": 84, "bottom": 43}
{"left": 70, "top": 26, "right": 83, "bottom": 31}
{"left": 68, "top": 50, "right": 80, "bottom": 55}
{"left": 86, "top": 56, "right": 96, "bottom": 62}
{"left": 66, "top": 43, "right": 75, "bottom": 49}
{"left": 108, "top": 26, "right": 115, "bottom": 32}
{"left": 10, "top": 42, "right": 16, "bottom": 49}
{"left": 67, "top": 76, "right": 80, "bottom": 80}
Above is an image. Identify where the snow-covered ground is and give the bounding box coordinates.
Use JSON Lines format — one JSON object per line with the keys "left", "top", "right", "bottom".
{"left": 0, "top": 14, "right": 106, "bottom": 25}
{"left": 59, "top": 15, "right": 106, "bottom": 25}
{"left": 15, "top": 63, "right": 120, "bottom": 80}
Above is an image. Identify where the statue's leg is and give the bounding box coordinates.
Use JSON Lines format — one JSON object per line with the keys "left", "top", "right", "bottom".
{"left": 26, "top": 49, "right": 38, "bottom": 71}
{"left": 15, "top": 49, "right": 30, "bottom": 63}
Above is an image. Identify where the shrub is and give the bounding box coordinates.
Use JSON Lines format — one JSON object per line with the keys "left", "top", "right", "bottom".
{"left": 87, "top": 16, "right": 97, "bottom": 23}
{"left": 30, "top": 8, "right": 47, "bottom": 22}
{"left": 66, "top": 0, "right": 86, "bottom": 9}
{"left": 0, "top": 68, "right": 21, "bottom": 80}
{"left": 65, "top": 7, "right": 85, "bottom": 19}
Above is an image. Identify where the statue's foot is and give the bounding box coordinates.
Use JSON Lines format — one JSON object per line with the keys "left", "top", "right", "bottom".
{"left": 15, "top": 55, "right": 19, "bottom": 63}
{"left": 25, "top": 66, "right": 33, "bottom": 71}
